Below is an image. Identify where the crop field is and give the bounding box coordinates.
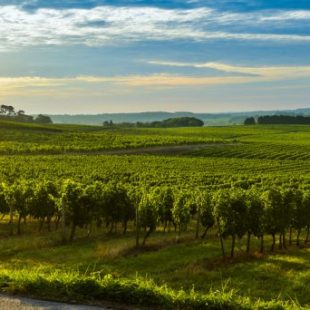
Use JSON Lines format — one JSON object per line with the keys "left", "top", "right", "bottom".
{"left": 0, "top": 120, "right": 309, "bottom": 309}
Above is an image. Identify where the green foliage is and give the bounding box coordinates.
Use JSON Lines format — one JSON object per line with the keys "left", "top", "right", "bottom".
{"left": 213, "top": 189, "right": 248, "bottom": 257}
{"left": 30, "top": 181, "right": 58, "bottom": 222}
{"left": 1, "top": 122, "right": 310, "bottom": 308}
{"left": 154, "top": 186, "right": 174, "bottom": 230}
{"left": 0, "top": 183, "right": 9, "bottom": 215}
{"left": 244, "top": 117, "right": 256, "bottom": 125}
{"left": 137, "top": 116, "right": 204, "bottom": 128}
{"left": 246, "top": 189, "right": 265, "bottom": 237}
{"left": 62, "top": 180, "right": 92, "bottom": 241}
{"left": 173, "top": 191, "right": 191, "bottom": 238}
{"left": 138, "top": 190, "right": 160, "bottom": 245}
{"left": 197, "top": 191, "right": 215, "bottom": 237}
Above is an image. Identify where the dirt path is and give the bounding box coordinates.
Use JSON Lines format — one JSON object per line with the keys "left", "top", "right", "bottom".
{"left": 0, "top": 294, "right": 111, "bottom": 310}
{"left": 5, "top": 143, "right": 235, "bottom": 157}
{"left": 75, "top": 143, "right": 233, "bottom": 156}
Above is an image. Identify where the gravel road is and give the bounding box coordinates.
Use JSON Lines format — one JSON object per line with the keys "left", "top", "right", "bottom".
{"left": 0, "top": 294, "right": 110, "bottom": 310}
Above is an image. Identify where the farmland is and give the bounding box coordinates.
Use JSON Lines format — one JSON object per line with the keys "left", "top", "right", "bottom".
{"left": 0, "top": 120, "right": 310, "bottom": 309}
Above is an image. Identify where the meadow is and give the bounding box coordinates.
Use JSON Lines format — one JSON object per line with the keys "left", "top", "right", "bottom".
{"left": 0, "top": 120, "right": 309, "bottom": 309}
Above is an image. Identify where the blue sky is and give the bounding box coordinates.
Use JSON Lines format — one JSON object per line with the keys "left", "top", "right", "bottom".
{"left": 0, "top": 0, "right": 309, "bottom": 114}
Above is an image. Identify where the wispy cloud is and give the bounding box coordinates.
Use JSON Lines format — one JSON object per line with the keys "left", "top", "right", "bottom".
{"left": 0, "top": 5, "right": 310, "bottom": 51}
{"left": 0, "top": 75, "right": 248, "bottom": 95}
{"left": 147, "top": 61, "right": 310, "bottom": 81}
{"left": 2, "top": 60, "right": 310, "bottom": 98}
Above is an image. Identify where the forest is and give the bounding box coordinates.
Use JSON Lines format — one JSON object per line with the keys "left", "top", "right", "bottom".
{"left": 244, "top": 114, "right": 310, "bottom": 125}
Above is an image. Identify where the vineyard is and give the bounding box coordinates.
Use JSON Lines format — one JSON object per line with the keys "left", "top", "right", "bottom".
{"left": 0, "top": 120, "right": 310, "bottom": 309}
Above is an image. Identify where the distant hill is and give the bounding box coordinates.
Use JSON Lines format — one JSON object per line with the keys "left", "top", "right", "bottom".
{"left": 49, "top": 108, "right": 310, "bottom": 126}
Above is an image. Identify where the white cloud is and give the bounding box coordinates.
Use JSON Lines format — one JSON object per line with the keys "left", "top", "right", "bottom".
{"left": 147, "top": 61, "right": 310, "bottom": 78}
{"left": 0, "top": 5, "right": 310, "bottom": 50}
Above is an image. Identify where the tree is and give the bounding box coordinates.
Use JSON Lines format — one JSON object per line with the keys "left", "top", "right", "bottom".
{"left": 244, "top": 117, "right": 256, "bottom": 125}
{"left": 127, "top": 186, "right": 142, "bottom": 248}
{"left": 103, "top": 120, "right": 114, "bottom": 127}
{"left": 263, "top": 188, "right": 284, "bottom": 251}
{"left": 8, "top": 181, "right": 33, "bottom": 235}
{"left": 190, "top": 190, "right": 214, "bottom": 239}
{"left": 0, "top": 182, "right": 15, "bottom": 235}
{"left": 138, "top": 191, "right": 159, "bottom": 246}
{"left": 30, "top": 181, "right": 58, "bottom": 232}
{"left": 0, "top": 183, "right": 10, "bottom": 217}
{"left": 172, "top": 191, "right": 191, "bottom": 242}
{"left": 153, "top": 186, "right": 174, "bottom": 232}
{"left": 101, "top": 183, "right": 133, "bottom": 234}
{"left": 61, "top": 181, "right": 92, "bottom": 242}
{"left": 213, "top": 190, "right": 229, "bottom": 257}
{"left": 214, "top": 189, "right": 247, "bottom": 257}
{"left": 0, "top": 105, "right": 15, "bottom": 116}
{"left": 117, "top": 185, "right": 135, "bottom": 234}
{"left": 283, "top": 188, "right": 304, "bottom": 246}
{"left": 185, "top": 190, "right": 200, "bottom": 239}
{"left": 35, "top": 114, "right": 53, "bottom": 124}
{"left": 246, "top": 189, "right": 265, "bottom": 253}
{"left": 277, "top": 188, "right": 294, "bottom": 249}
{"left": 257, "top": 115, "right": 310, "bottom": 125}
{"left": 137, "top": 117, "right": 204, "bottom": 128}
{"left": 302, "top": 192, "right": 310, "bottom": 244}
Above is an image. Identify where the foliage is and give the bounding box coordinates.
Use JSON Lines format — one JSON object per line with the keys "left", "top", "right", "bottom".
{"left": 258, "top": 114, "right": 310, "bottom": 125}
{"left": 0, "top": 122, "right": 310, "bottom": 308}
{"left": 137, "top": 116, "right": 205, "bottom": 128}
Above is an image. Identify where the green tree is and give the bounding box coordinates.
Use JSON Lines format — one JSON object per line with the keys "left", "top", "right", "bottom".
{"left": 213, "top": 190, "right": 229, "bottom": 257}
{"left": 214, "top": 189, "right": 247, "bottom": 257}
{"left": 172, "top": 191, "right": 191, "bottom": 242}
{"left": 8, "top": 181, "right": 33, "bottom": 235}
{"left": 34, "top": 114, "right": 53, "bottom": 124}
{"left": 127, "top": 186, "right": 142, "bottom": 248}
{"left": 244, "top": 117, "right": 256, "bottom": 125}
{"left": 302, "top": 192, "right": 310, "bottom": 244}
{"left": 193, "top": 190, "right": 214, "bottom": 239}
{"left": 101, "top": 183, "right": 133, "bottom": 234}
{"left": 62, "top": 181, "right": 92, "bottom": 242}
{"left": 153, "top": 186, "right": 174, "bottom": 232}
{"left": 283, "top": 188, "right": 304, "bottom": 246}
{"left": 30, "top": 181, "right": 58, "bottom": 232}
{"left": 0, "top": 183, "right": 10, "bottom": 217}
{"left": 246, "top": 189, "right": 265, "bottom": 254}
{"left": 263, "top": 188, "right": 284, "bottom": 251}
{"left": 138, "top": 191, "right": 159, "bottom": 246}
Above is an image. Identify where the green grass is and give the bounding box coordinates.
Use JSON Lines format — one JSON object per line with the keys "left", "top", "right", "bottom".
{"left": 3, "top": 120, "right": 310, "bottom": 157}
{"left": 0, "top": 221, "right": 308, "bottom": 309}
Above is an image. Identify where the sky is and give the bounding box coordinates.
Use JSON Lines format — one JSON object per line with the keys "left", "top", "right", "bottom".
{"left": 0, "top": 0, "right": 309, "bottom": 114}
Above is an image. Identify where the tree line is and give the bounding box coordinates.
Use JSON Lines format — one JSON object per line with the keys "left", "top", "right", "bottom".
{"left": 103, "top": 117, "right": 204, "bottom": 128}
{"left": 0, "top": 180, "right": 309, "bottom": 257}
{"left": 244, "top": 115, "right": 310, "bottom": 125}
{"left": 0, "top": 105, "right": 52, "bottom": 124}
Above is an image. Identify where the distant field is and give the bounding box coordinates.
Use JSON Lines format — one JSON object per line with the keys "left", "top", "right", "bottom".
{"left": 0, "top": 120, "right": 309, "bottom": 309}
{"left": 2, "top": 120, "right": 310, "bottom": 160}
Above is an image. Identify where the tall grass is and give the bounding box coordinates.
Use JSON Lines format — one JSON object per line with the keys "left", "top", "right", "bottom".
{"left": 0, "top": 268, "right": 301, "bottom": 309}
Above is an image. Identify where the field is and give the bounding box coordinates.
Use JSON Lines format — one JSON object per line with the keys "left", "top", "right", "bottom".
{"left": 0, "top": 120, "right": 309, "bottom": 309}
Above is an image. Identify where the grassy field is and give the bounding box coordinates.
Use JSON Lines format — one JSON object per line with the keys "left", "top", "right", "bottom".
{"left": 3, "top": 120, "right": 310, "bottom": 159}
{"left": 0, "top": 120, "right": 309, "bottom": 309}
{"left": 0, "top": 222, "right": 308, "bottom": 309}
